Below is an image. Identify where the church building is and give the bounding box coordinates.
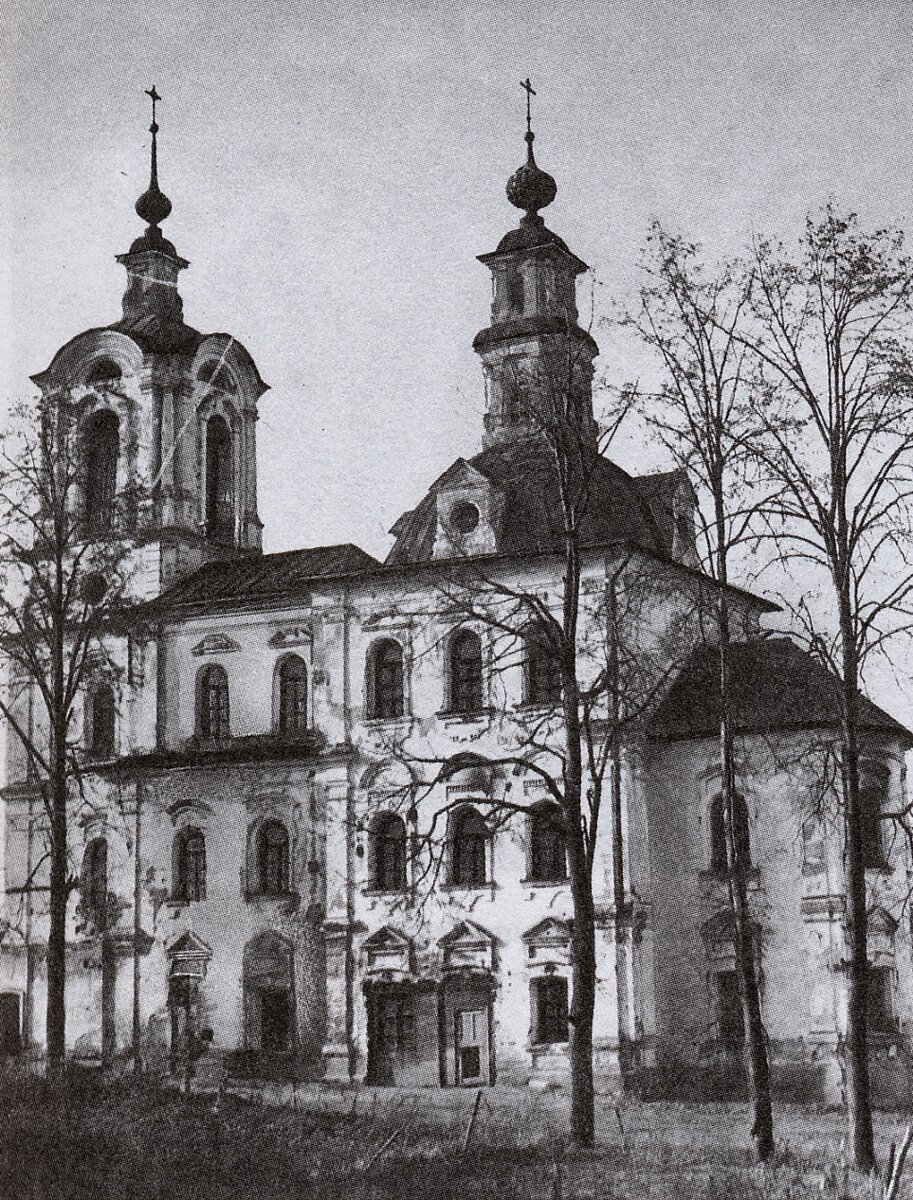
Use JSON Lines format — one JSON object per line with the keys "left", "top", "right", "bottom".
{"left": 2, "top": 94, "right": 912, "bottom": 1104}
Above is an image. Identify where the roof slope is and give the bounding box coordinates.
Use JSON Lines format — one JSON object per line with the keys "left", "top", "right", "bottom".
{"left": 385, "top": 439, "right": 676, "bottom": 567}
{"left": 650, "top": 637, "right": 912, "bottom": 744}
{"left": 148, "top": 543, "right": 381, "bottom": 613}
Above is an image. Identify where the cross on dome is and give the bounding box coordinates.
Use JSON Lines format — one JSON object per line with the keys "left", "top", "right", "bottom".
{"left": 506, "top": 77, "right": 557, "bottom": 223}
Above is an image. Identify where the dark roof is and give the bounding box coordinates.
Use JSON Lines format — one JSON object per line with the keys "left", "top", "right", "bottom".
{"left": 147, "top": 543, "right": 381, "bottom": 613}
{"left": 107, "top": 314, "right": 203, "bottom": 356}
{"left": 650, "top": 638, "right": 913, "bottom": 745}
{"left": 385, "top": 439, "right": 676, "bottom": 567}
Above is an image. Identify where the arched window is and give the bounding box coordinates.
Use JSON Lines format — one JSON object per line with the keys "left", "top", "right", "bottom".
{"left": 82, "top": 838, "right": 108, "bottom": 928}
{"left": 174, "top": 827, "right": 206, "bottom": 902}
{"left": 860, "top": 764, "right": 889, "bottom": 868}
{"left": 529, "top": 802, "right": 567, "bottom": 882}
{"left": 87, "top": 683, "right": 115, "bottom": 758}
{"left": 198, "top": 665, "right": 230, "bottom": 741}
{"left": 449, "top": 630, "right": 483, "bottom": 714}
{"left": 368, "top": 640, "right": 404, "bottom": 720}
{"left": 370, "top": 814, "right": 407, "bottom": 892}
{"left": 205, "top": 415, "right": 233, "bottom": 542}
{"left": 451, "top": 807, "right": 488, "bottom": 887}
{"left": 257, "top": 820, "right": 290, "bottom": 896}
{"left": 525, "top": 628, "right": 561, "bottom": 706}
{"left": 709, "top": 793, "right": 751, "bottom": 873}
{"left": 84, "top": 410, "right": 119, "bottom": 533}
{"left": 277, "top": 656, "right": 308, "bottom": 735}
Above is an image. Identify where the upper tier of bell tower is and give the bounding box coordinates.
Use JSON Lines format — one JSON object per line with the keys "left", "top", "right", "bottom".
{"left": 29, "top": 89, "right": 267, "bottom": 599}
{"left": 473, "top": 82, "right": 598, "bottom": 450}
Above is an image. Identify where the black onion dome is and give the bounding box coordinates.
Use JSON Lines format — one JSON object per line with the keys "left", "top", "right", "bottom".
{"left": 506, "top": 131, "right": 557, "bottom": 218}
{"left": 135, "top": 179, "right": 172, "bottom": 228}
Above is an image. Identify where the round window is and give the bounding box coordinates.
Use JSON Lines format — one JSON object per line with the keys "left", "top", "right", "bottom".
{"left": 450, "top": 501, "right": 480, "bottom": 534}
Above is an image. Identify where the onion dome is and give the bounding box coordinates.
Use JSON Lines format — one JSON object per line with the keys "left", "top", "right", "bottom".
{"left": 506, "top": 129, "right": 557, "bottom": 221}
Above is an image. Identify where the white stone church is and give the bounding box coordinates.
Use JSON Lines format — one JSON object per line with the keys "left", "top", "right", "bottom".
{"left": 2, "top": 100, "right": 912, "bottom": 1105}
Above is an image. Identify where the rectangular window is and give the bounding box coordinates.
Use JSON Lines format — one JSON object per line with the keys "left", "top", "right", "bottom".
{"left": 532, "top": 976, "right": 569, "bottom": 1044}
{"left": 860, "top": 772, "right": 888, "bottom": 868}
{"left": 716, "top": 971, "right": 744, "bottom": 1050}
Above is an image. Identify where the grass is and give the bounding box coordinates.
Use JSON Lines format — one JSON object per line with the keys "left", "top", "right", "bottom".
{"left": 0, "top": 1068, "right": 910, "bottom": 1199}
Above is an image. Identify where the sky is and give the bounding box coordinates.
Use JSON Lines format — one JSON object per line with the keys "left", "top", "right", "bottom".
{"left": 2, "top": 0, "right": 912, "bottom": 725}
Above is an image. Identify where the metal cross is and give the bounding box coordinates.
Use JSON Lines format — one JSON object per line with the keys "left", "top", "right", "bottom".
{"left": 145, "top": 86, "right": 161, "bottom": 130}
{"left": 520, "top": 78, "right": 536, "bottom": 133}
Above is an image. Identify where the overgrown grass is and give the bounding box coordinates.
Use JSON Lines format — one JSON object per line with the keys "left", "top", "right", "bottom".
{"left": 0, "top": 1068, "right": 908, "bottom": 1199}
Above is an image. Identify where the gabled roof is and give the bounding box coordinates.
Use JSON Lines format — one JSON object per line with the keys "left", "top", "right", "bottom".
{"left": 146, "top": 543, "right": 381, "bottom": 614}
{"left": 650, "top": 637, "right": 913, "bottom": 745}
{"left": 385, "top": 438, "right": 676, "bottom": 567}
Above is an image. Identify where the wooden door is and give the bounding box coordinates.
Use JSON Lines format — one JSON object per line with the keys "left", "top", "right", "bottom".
{"left": 455, "top": 1008, "right": 488, "bottom": 1086}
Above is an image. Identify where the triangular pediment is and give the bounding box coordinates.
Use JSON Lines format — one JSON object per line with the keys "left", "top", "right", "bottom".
{"left": 192, "top": 633, "right": 241, "bottom": 657}
{"left": 167, "top": 931, "right": 212, "bottom": 960}
{"left": 522, "top": 917, "right": 572, "bottom": 946}
{"left": 430, "top": 458, "right": 492, "bottom": 494}
{"left": 362, "top": 925, "right": 411, "bottom": 952}
{"left": 438, "top": 919, "right": 497, "bottom": 950}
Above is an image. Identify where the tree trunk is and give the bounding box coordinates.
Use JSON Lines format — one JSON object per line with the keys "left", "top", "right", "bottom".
{"left": 133, "top": 781, "right": 143, "bottom": 1073}
{"left": 45, "top": 775, "right": 67, "bottom": 1076}
{"left": 839, "top": 599, "right": 875, "bottom": 1171}
{"left": 716, "top": 521, "right": 774, "bottom": 1162}
{"left": 568, "top": 853, "right": 597, "bottom": 1148}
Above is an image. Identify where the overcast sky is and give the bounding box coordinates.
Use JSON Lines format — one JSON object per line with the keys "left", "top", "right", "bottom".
{"left": 2, "top": 0, "right": 912, "bottom": 725}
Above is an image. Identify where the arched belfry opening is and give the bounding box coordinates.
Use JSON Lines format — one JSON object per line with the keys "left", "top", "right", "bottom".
{"left": 205, "top": 415, "right": 233, "bottom": 543}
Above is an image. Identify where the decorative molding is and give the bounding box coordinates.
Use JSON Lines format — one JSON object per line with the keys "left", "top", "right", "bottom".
{"left": 166, "top": 797, "right": 214, "bottom": 824}
{"left": 268, "top": 625, "right": 312, "bottom": 649}
{"left": 362, "top": 925, "right": 412, "bottom": 978}
{"left": 439, "top": 919, "right": 497, "bottom": 973}
{"left": 191, "top": 633, "right": 241, "bottom": 657}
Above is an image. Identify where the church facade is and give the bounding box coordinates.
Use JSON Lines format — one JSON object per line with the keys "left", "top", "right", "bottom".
{"left": 2, "top": 101, "right": 912, "bottom": 1104}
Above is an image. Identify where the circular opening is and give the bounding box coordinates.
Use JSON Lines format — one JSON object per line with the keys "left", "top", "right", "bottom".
{"left": 82, "top": 572, "right": 108, "bottom": 606}
{"left": 450, "top": 501, "right": 480, "bottom": 534}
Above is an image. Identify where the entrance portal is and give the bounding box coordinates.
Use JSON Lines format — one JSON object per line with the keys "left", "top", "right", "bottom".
{"left": 243, "top": 932, "right": 295, "bottom": 1055}
{"left": 364, "top": 982, "right": 439, "bottom": 1087}
{"left": 0, "top": 993, "right": 21, "bottom": 1055}
{"left": 441, "top": 974, "right": 494, "bottom": 1087}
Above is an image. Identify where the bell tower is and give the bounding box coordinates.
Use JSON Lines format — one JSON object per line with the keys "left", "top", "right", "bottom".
{"left": 29, "top": 90, "right": 267, "bottom": 598}
{"left": 473, "top": 81, "right": 598, "bottom": 449}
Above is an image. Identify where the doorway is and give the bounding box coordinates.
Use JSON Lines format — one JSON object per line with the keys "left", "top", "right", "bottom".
{"left": 455, "top": 1008, "right": 487, "bottom": 1086}
{"left": 261, "top": 989, "right": 292, "bottom": 1052}
{"left": 0, "top": 994, "right": 21, "bottom": 1055}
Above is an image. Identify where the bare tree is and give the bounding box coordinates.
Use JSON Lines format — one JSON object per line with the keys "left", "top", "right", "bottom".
{"left": 738, "top": 205, "right": 913, "bottom": 1171}
{"left": 365, "top": 332, "right": 703, "bottom": 1146}
{"left": 626, "top": 223, "right": 775, "bottom": 1160}
{"left": 0, "top": 397, "right": 129, "bottom": 1078}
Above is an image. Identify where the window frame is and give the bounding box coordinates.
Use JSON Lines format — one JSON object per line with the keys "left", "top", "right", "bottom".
{"left": 81, "top": 837, "right": 109, "bottom": 929}
{"left": 204, "top": 414, "right": 234, "bottom": 542}
{"left": 256, "top": 819, "right": 291, "bottom": 897}
{"left": 524, "top": 629, "right": 562, "bottom": 707}
{"left": 276, "top": 654, "right": 308, "bottom": 736}
{"left": 715, "top": 969, "right": 745, "bottom": 1051}
{"left": 198, "top": 664, "right": 230, "bottom": 741}
{"left": 369, "top": 813, "right": 408, "bottom": 893}
{"left": 450, "top": 806, "right": 488, "bottom": 888}
{"left": 367, "top": 639, "right": 405, "bottom": 721}
{"left": 174, "top": 826, "right": 207, "bottom": 902}
{"left": 87, "top": 683, "right": 116, "bottom": 759}
{"left": 448, "top": 629, "right": 484, "bottom": 715}
{"left": 83, "top": 409, "right": 120, "bottom": 534}
{"left": 528, "top": 802, "right": 567, "bottom": 883}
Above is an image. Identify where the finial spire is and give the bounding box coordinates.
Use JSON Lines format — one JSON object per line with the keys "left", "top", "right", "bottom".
{"left": 521, "top": 77, "right": 535, "bottom": 137}
{"left": 506, "top": 78, "right": 557, "bottom": 224}
{"left": 135, "top": 85, "right": 172, "bottom": 231}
